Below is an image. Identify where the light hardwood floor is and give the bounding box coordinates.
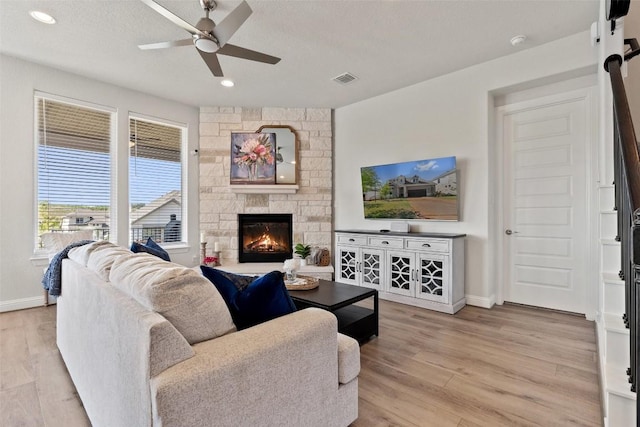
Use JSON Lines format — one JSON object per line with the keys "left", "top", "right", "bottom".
{"left": 0, "top": 301, "right": 602, "bottom": 426}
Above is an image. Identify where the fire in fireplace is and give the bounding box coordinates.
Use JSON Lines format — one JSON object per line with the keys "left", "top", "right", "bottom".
{"left": 238, "top": 214, "right": 292, "bottom": 263}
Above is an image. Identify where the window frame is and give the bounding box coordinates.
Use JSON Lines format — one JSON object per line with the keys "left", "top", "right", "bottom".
{"left": 33, "top": 91, "right": 117, "bottom": 255}
{"left": 32, "top": 92, "right": 192, "bottom": 259}
{"left": 128, "top": 112, "right": 188, "bottom": 248}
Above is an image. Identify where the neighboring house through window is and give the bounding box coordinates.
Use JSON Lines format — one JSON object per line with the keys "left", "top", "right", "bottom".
{"left": 129, "top": 116, "right": 184, "bottom": 244}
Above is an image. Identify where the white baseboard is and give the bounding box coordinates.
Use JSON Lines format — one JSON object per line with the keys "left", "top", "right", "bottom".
{"left": 465, "top": 294, "right": 495, "bottom": 309}
{"left": 0, "top": 296, "right": 52, "bottom": 312}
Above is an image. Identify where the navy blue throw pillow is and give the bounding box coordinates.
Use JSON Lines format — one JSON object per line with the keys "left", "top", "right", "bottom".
{"left": 215, "top": 269, "right": 258, "bottom": 291}
{"left": 130, "top": 237, "right": 171, "bottom": 261}
{"left": 200, "top": 266, "right": 240, "bottom": 307}
{"left": 200, "top": 266, "right": 296, "bottom": 330}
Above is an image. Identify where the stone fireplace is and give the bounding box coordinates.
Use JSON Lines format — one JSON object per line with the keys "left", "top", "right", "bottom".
{"left": 198, "top": 106, "right": 333, "bottom": 266}
{"left": 238, "top": 214, "right": 292, "bottom": 263}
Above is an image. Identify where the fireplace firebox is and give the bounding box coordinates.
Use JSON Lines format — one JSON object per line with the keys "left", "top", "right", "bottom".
{"left": 238, "top": 214, "right": 293, "bottom": 263}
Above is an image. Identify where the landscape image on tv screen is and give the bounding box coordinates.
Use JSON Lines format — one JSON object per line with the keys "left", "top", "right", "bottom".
{"left": 361, "top": 156, "right": 458, "bottom": 220}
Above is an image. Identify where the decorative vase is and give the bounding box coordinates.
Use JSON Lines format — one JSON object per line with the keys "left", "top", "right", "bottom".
{"left": 248, "top": 163, "right": 258, "bottom": 181}
{"left": 202, "top": 255, "right": 219, "bottom": 267}
{"left": 285, "top": 269, "right": 297, "bottom": 281}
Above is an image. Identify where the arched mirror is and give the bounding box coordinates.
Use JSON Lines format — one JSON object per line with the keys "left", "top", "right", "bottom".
{"left": 256, "top": 125, "right": 297, "bottom": 184}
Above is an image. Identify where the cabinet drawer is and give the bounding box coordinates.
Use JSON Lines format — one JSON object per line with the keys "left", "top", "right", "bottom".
{"left": 337, "top": 234, "right": 367, "bottom": 245}
{"left": 405, "top": 238, "right": 449, "bottom": 252}
{"left": 368, "top": 236, "right": 404, "bottom": 249}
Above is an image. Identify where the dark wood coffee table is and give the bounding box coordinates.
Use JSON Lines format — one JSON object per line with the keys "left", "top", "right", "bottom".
{"left": 288, "top": 279, "right": 378, "bottom": 343}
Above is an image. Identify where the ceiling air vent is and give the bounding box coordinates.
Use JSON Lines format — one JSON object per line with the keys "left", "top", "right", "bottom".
{"left": 332, "top": 72, "right": 358, "bottom": 85}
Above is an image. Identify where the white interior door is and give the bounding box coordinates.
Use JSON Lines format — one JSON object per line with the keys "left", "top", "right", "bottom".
{"left": 501, "top": 92, "right": 590, "bottom": 313}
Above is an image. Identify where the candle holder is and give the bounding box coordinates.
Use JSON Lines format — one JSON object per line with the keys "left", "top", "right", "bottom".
{"left": 200, "top": 242, "right": 207, "bottom": 265}
{"left": 210, "top": 251, "right": 221, "bottom": 266}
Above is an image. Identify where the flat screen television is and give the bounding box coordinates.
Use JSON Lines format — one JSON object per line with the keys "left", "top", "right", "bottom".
{"left": 360, "top": 156, "right": 458, "bottom": 221}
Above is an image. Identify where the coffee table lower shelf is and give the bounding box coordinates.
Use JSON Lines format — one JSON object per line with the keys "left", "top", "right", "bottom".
{"left": 288, "top": 280, "right": 379, "bottom": 344}
{"left": 333, "top": 304, "right": 378, "bottom": 344}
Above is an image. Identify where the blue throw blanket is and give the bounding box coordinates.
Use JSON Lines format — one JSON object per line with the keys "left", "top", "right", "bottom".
{"left": 42, "top": 240, "right": 94, "bottom": 297}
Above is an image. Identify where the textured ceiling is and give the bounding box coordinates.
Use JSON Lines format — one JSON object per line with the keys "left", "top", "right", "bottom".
{"left": 0, "top": 0, "right": 600, "bottom": 108}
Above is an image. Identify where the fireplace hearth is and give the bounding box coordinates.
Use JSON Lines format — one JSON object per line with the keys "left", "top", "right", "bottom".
{"left": 238, "top": 214, "right": 293, "bottom": 263}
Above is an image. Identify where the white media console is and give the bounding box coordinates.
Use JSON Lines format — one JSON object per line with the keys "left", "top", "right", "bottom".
{"left": 335, "top": 230, "right": 466, "bottom": 314}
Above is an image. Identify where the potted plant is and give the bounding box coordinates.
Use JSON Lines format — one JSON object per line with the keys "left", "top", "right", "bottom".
{"left": 294, "top": 243, "right": 311, "bottom": 266}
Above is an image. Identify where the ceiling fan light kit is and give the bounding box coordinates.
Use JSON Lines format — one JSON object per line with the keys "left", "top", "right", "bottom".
{"left": 195, "top": 37, "right": 219, "bottom": 53}
{"left": 138, "top": 0, "right": 280, "bottom": 78}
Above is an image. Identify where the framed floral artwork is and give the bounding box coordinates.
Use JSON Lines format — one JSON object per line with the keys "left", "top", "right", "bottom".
{"left": 230, "top": 132, "right": 277, "bottom": 184}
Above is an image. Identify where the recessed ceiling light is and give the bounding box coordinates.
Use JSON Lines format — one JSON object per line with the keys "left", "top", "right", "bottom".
{"left": 220, "top": 79, "right": 234, "bottom": 87}
{"left": 510, "top": 35, "right": 526, "bottom": 46}
{"left": 30, "top": 10, "right": 56, "bottom": 24}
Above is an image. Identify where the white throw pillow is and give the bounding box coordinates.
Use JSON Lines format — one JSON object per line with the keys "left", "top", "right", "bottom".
{"left": 40, "top": 230, "right": 94, "bottom": 255}
{"left": 109, "top": 253, "right": 236, "bottom": 345}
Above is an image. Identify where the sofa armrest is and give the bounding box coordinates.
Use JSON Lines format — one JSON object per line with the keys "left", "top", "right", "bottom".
{"left": 337, "top": 333, "right": 360, "bottom": 384}
{"left": 58, "top": 259, "right": 194, "bottom": 427}
{"left": 151, "top": 307, "right": 352, "bottom": 427}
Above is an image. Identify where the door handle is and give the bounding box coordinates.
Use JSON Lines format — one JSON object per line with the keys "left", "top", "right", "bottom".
{"left": 505, "top": 229, "right": 519, "bottom": 235}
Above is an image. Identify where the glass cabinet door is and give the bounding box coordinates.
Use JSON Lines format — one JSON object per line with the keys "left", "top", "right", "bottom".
{"left": 415, "top": 253, "right": 449, "bottom": 303}
{"left": 360, "top": 248, "right": 384, "bottom": 289}
{"left": 387, "top": 250, "right": 414, "bottom": 297}
{"left": 336, "top": 246, "right": 360, "bottom": 286}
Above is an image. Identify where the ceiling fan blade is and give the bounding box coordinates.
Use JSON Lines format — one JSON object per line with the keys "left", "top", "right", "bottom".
{"left": 138, "top": 39, "right": 193, "bottom": 50}
{"left": 218, "top": 44, "right": 280, "bottom": 64}
{"left": 139, "top": 0, "right": 203, "bottom": 36}
{"left": 211, "top": 0, "right": 252, "bottom": 47}
{"left": 197, "top": 50, "right": 224, "bottom": 77}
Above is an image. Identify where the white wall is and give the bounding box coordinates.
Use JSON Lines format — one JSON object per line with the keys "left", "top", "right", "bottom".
{"left": 0, "top": 55, "right": 200, "bottom": 311}
{"left": 334, "top": 31, "right": 597, "bottom": 305}
{"left": 625, "top": 1, "right": 640, "bottom": 128}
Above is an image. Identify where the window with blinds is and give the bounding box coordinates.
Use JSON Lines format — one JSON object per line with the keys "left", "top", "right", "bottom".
{"left": 36, "top": 96, "right": 112, "bottom": 246}
{"left": 129, "top": 117, "right": 183, "bottom": 244}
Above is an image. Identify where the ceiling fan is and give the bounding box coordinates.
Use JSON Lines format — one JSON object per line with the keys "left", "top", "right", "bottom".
{"left": 138, "top": 0, "right": 280, "bottom": 77}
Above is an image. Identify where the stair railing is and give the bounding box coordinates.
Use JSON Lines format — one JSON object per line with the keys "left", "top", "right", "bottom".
{"left": 605, "top": 38, "right": 640, "bottom": 413}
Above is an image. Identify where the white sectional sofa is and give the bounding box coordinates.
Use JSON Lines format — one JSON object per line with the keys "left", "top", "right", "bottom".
{"left": 56, "top": 241, "right": 360, "bottom": 427}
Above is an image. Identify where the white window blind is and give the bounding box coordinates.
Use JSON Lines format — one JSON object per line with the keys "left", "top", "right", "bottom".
{"left": 37, "top": 97, "right": 112, "bottom": 245}
{"left": 129, "top": 117, "right": 183, "bottom": 244}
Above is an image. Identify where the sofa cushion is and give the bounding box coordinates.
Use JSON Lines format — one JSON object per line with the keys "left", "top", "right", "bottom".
{"left": 68, "top": 240, "right": 113, "bottom": 267}
{"left": 110, "top": 253, "right": 235, "bottom": 344}
{"left": 131, "top": 237, "right": 170, "bottom": 261}
{"left": 200, "top": 267, "right": 296, "bottom": 330}
{"left": 86, "top": 242, "right": 132, "bottom": 281}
